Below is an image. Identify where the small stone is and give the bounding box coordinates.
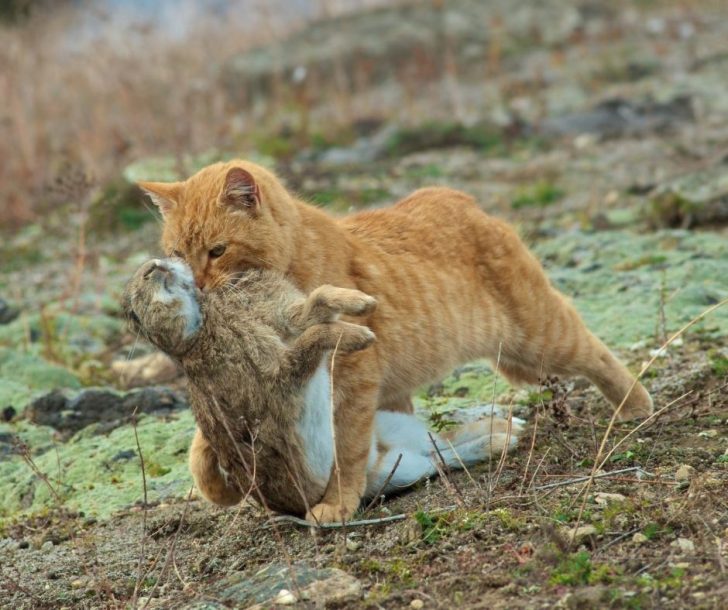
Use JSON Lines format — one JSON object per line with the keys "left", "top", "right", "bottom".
{"left": 702, "top": 477, "right": 721, "bottom": 489}
{"left": 632, "top": 533, "right": 648, "bottom": 544}
{"left": 411, "top": 599, "right": 424, "bottom": 609}
{"left": 672, "top": 538, "right": 695, "bottom": 554}
{"left": 594, "top": 492, "right": 626, "bottom": 505}
{"left": 0, "top": 538, "right": 19, "bottom": 552}
{"left": 0, "top": 299, "right": 20, "bottom": 325}
{"left": 345, "top": 536, "right": 360, "bottom": 552}
{"left": 604, "top": 191, "right": 619, "bottom": 205}
{"left": 698, "top": 430, "right": 718, "bottom": 438}
{"left": 2, "top": 406, "right": 16, "bottom": 422}
{"left": 273, "top": 589, "right": 297, "bottom": 605}
{"left": 70, "top": 579, "right": 85, "bottom": 589}
{"left": 41, "top": 540, "right": 54, "bottom": 552}
{"left": 564, "top": 525, "right": 598, "bottom": 544}
{"left": 675, "top": 465, "right": 695, "bottom": 482}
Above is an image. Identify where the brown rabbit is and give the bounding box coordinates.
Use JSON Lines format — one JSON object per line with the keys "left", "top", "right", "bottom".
{"left": 122, "top": 258, "right": 521, "bottom": 517}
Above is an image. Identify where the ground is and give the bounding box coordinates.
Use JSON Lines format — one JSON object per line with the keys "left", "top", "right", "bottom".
{"left": 1, "top": 1, "right": 728, "bottom": 608}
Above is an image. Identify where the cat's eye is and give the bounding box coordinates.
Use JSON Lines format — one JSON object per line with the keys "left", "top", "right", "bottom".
{"left": 209, "top": 245, "right": 226, "bottom": 258}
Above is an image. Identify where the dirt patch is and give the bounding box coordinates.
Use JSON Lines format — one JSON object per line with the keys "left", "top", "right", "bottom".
{"left": 2, "top": 350, "right": 726, "bottom": 609}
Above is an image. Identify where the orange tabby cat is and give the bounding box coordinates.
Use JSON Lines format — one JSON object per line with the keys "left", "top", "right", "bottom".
{"left": 139, "top": 161, "right": 653, "bottom": 523}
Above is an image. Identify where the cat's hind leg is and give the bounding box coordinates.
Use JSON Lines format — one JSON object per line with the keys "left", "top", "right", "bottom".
{"left": 501, "top": 294, "right": 653, "bottom": 421}
{"left": 189, "top": 428, "right": 242, "bottom": 507}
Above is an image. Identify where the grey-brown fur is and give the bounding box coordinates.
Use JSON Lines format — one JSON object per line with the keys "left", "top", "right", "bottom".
{"left": 122, "top": 258, "right": 376, "bottom": 514}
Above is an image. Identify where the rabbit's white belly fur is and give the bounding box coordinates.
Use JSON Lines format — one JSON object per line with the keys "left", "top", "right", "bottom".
{"left": 297, "top": 360, "right": 524, "bottom": 501}
{"left": 297, "top": 360, "right": 335, "bottom": 487}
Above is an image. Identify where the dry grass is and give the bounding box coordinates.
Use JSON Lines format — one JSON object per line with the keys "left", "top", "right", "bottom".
{"left": 0, "top": 0, "right": 393, "bottom": 227}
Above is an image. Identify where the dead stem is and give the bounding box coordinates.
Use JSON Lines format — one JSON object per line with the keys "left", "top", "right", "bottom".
{"left": 570, "top": 296, "right": 728, "bottom": 549}
{"left": 363, "top": 453, "right": 403, "bottom": 515}
{"left": 131, "top": 407, "right": 150, "bottom": 607}
{"left": 428, "top": 432, "right": 465, "bottom": 506}
{"left": 140, "top": 487, "right": 195, "bottom": 610}
{"left": 328, "top": 331, "right": 346, "bottom": 526}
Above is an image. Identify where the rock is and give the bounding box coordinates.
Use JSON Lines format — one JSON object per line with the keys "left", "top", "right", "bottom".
{"left": 2, "top": 406, "right": 16, "bottom": 422}
{"left": 311, "top": 125, "right": 397, "bottom": 167}
{"left": 411, "top": 600, "right": 425, "bottom": 609}
{"left": 675, "top": 464, "right": 696, "bottom": 482}
{"left": 672, "top": 538, "right": 695, "bottom": 554}
{"left": 186, "top": 563, "right": 362, "bottom": 609}
{"left": 112, "top": 352, "right": 181, "bottom": 389}
{"left": 563, "top": 586, "right": 612, "bottom": 609}
{"left": 0, "top": 537, "right": 19, "bottom": 552}
{"left": 542, "top": 96, "right": 693, "bottom": 139}
{"left": 345, "top": 535, "right": 361, "bottom": 552}
{"left": 0, "top": 299, "right": 19, "bottom": 325}
{"left": 649, "top": 163, "right": 728, "bottom": 228}
{"left": 632, "top": 533, "right": 648, "bottom": 544}
{"left": 25, "top": 386, "right": 187, "bottom": 436}
{"left": 563, "top": 525, "right": 598, "bottom": 544}
{"left": 40, "top": 540, "right": 54, "bottom": 552}
{"left": 594, "top": 492, "right": 626, "bottom": 505}
{"left": 272, "top": 589, "right": 297, "bottom": 605}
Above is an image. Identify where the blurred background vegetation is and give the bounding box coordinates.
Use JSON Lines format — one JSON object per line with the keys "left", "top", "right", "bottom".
{"left": 1, "top": 2, "right": 728, "bottom": 607}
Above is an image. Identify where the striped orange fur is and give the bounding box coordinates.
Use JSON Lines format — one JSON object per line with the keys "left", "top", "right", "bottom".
{"left": 140, "top": 160, "right": 653, "bottom": 523}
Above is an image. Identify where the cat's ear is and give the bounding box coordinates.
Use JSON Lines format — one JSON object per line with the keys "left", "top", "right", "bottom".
{"left": 138, "top": 181, "right": 182, "bottom": 216}
{"left": 219, "top": 167, "right": 260, "bottom": 215}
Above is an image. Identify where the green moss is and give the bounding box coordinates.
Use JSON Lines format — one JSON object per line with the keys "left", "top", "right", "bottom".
{"left": 252, "top": 133, "right": 296, "bottom": 160}
{"left": 87, "top": 178, "right": 153, "bottom": 234}
{"left": 0, "top": 308, "right": 121, "bottom": 387}
{"left": 385, "top": 121, "right": 506, "bottom": 157}
{"left": 0, "top": 411, "right": 196, "bottom": 519}
{"left": 549, "top": 551, "right": 618, "bottom": 586}
{"left": 491, "top": 507, "right": 525, "bottom": 532}
{"left": 613, "top": 254, "right": 668, "bottom": 271}
{"left": 709, "top": 352, "right": 728, "bottom": 377}
{"left": 511, "top": 181, "right": 565, "bottom": 210}
{"left": 642, "top": 522, "right": 671, "bottom": 541}
{"left": 536, "top": 230, "right": 728, "bottom": 347}
{"left": 414, "top": 509, "right": 442, "bottom": 544}
{"left": 0, "top": 349, "right": 80, "bottom": 409}
{"left": 404, "top": 163, "right": 445, "bottom": 179}
{"left": 519, "top": 389, "right": 554, "bottom": 406}
{"left": 0, "top": 224, "right": 46, "bottom": 272}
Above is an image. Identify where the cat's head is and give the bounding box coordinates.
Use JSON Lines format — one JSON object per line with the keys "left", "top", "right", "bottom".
{"left": 122, "top": 257, "right": 202, "bottom": 355}
{"left": 138, "top": 161, "right": 298, "bottom": 291}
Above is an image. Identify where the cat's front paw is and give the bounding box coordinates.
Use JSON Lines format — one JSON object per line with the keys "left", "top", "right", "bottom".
{"left": 306, "top": 500, "right": 356, "bottom": 524}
